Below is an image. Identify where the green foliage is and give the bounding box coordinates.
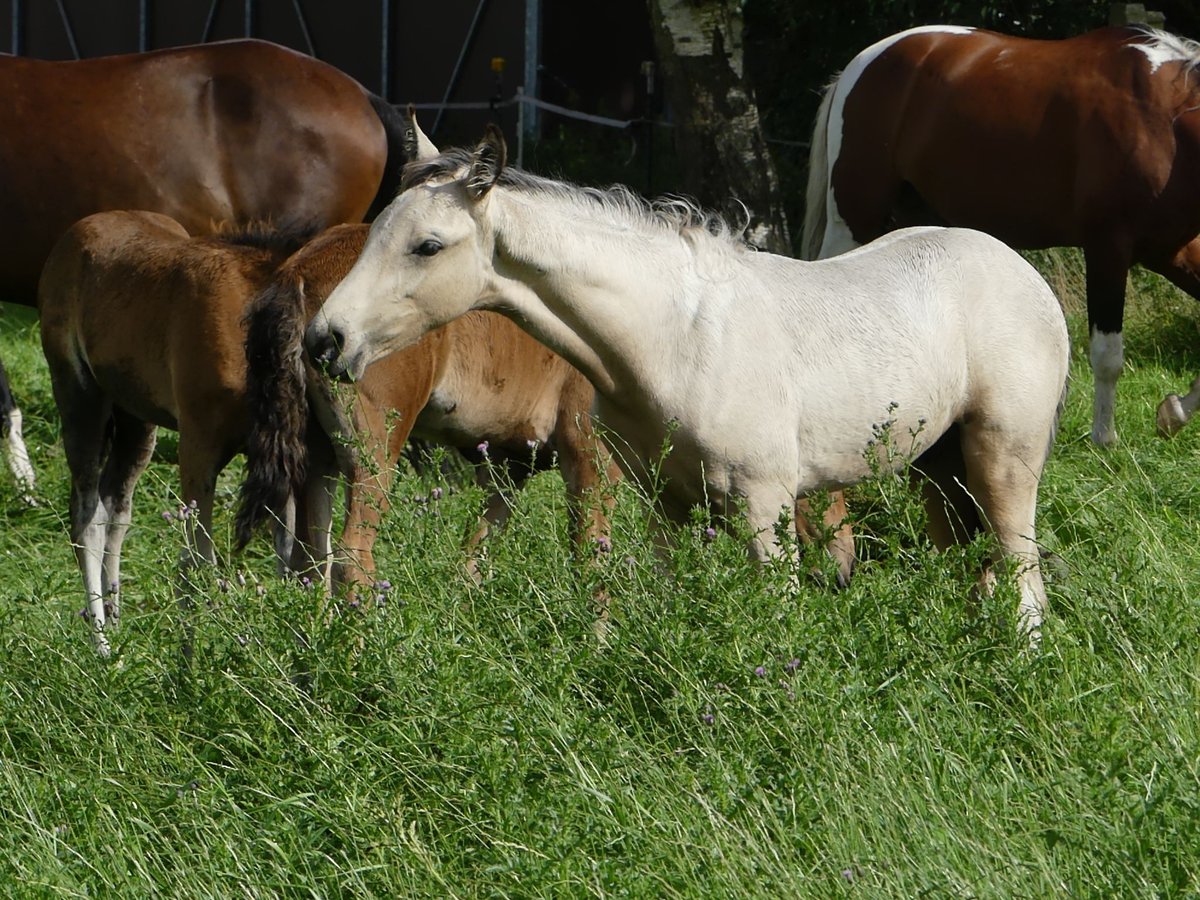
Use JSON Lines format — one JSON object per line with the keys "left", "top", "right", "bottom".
{"left": 3, "top": 257, "right": 1200, "bottom": 893}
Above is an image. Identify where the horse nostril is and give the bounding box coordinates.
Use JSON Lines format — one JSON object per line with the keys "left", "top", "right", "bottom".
{"left": 308, "top": 324, "right": 346, "bottom": 368}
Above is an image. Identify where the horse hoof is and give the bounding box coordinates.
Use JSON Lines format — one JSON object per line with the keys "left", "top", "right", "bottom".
{"left": 1156, "top": 394, "right": 1187, "bottom": 438}
{"left": 1090, "top": 426, "right": 1118, "bottom": 447}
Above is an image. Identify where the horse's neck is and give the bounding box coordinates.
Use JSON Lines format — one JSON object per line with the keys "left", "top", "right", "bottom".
{"left": 485, "top": 191, "right": 690, "bottom": 399}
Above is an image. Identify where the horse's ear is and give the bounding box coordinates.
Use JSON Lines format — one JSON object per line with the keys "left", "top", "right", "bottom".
{"left": 466, "top": 124, "right": 507, "bottom": 200}
{"left": 403, "top": 103, "right": 440, "bottom": 161}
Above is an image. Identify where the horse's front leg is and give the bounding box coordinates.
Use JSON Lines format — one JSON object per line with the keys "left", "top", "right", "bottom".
{"left": 98, "top": 412, "right": 158, "bottom": 633}
{"left": 742, "top": 484, "right": 801, "bottom": 571}
{"left": 554, "top": 411, "right": 623, "bottom": 629}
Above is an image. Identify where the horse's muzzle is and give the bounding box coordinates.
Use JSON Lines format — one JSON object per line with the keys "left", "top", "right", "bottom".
{"left": 304, "top": 321, "right": 355, "bottom": 382}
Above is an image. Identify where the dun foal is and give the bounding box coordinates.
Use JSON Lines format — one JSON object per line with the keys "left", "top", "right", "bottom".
{"left": 236, "top": 222, "right": 621, "bottom": 593}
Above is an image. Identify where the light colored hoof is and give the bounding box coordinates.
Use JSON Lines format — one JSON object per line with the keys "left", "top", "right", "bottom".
{"left": 1089, "top": 425, "right": 1118, "bottom": 447}
{"left": 1156, "top": 394, "right": 1188, "bottom": 438}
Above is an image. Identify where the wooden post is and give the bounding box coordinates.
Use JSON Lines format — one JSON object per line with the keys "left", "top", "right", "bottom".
{"left": 1109, "top": 3, "right": 1166, "bottom": 29}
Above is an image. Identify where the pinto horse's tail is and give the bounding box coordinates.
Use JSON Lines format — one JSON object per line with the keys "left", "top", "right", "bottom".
{"left": 800, "top": 79, "right": 838, "bottom": 261}
{"left": 235, "top": 273, "right": 310, "bottom": 549}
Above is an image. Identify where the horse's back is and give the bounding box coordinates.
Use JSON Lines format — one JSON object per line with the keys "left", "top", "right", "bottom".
{"left": 768, "top": 228, "right": 1067, "bottom": 472}
{"left": 826, "top": 26, "right": 1189, "bottom": 249}
{"left": 0, "top": 40, "right": 385, "bottom": 305}
{"left": 39, "top": 209, "right": 280, "bottom": 429}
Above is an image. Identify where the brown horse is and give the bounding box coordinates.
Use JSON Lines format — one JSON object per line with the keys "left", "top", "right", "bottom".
{"left": 38, "top": 212, "right": 313, "bottom": 655}
{"left": 5, "top": 37, "right": 407, "bottom": 490}
{"left": 235, "top": 223, "right": 621, "bottom": 597}
{"left": 38, "top": 211, "right": 617, "bottom": 654}
{"left": 803, "top": 25, "right": 1200, "bottom": 447}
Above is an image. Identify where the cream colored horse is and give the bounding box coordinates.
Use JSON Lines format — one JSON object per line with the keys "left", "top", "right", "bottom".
{"left": 306, "top": 126, "right": 1070, "bottom": 637}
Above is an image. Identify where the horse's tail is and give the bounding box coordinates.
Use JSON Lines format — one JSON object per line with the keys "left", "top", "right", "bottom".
{"left": 800, "top": 79, "right": 839, "bottom": 261}
{"left": 365, "top": 92, "right": 409, "bottom": 221}
{"left": 235, "top": 271, "right": 309, "bottom": 549}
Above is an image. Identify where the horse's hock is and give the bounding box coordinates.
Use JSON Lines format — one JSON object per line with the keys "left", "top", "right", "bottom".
{"left": 1109, "top": 4, "right": 1166, "bottom": 28}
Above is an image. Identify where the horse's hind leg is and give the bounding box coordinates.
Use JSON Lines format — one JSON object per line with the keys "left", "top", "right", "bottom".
{"left": 53, "top": 376, "right": 114, "bottom": 654}
{"left": 98, "top": 409, "right": 157, "bottom": 631}
{"left": 1146, "top": 239, "right": 1200, "bottom": 436}
{"left": 555, "top": 409, "right": 622, "bottom": 631}
{"left": 1084, "top": 240, "right": 1132, "bottom": 446}
{"left": 959, "top": 424, "right": 1049, "bottom": 639}
{"left": 1157, "top": 375, "right": 1200, "bottom": 437}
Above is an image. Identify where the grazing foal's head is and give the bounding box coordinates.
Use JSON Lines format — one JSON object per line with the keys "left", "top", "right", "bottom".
{"left": 306, "top": 125, "right": 507, "bottom": 380}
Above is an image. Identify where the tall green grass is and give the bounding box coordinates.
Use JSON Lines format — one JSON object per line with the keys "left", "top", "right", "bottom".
{"left": 2, "top": 251, "right": 1200, "bottom": 895}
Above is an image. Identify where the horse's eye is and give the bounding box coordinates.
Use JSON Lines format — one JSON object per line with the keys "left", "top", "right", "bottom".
{"left": 414, "top": 239, "right": 442, "bottom": 257}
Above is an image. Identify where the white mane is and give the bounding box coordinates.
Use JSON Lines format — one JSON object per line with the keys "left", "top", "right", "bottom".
{"left": 1129, "top": 27, "right": 1200, "bottom": 75}
{"left": 401, "top": 150, "right": 751, "bottom": 254}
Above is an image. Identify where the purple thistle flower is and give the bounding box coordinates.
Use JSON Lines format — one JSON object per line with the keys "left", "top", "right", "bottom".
{"left": 753, "top": 665, "right": 767, "bottom": 678}
{"left": 431, "top": 487, "right": 443, "bottom": 500}
{"left": 476, "top": 440, "right": 489, "bottom": 456}
{"left": 526, "top": 439, "right": 538, "bottom": 450}
{"left": 702, "top": 712, "right": 715, "bottom": 726}
{"left": 375, "top": 579, "right": 391, "bottom": 591}
{"left": 348, "top": 598, "right": 361, "bottom": 610}
{"left": 595, "top": 535, "right": 612, "bottom": 554}
{"left": 785, "top": 657, "right": 801, "bottom": 673}
{"left": 161, "top": 510, "right": 173, "bottom": 522}
{"left": 78, "top": 607, "right": 88, "bottom": 619}
{"left": 703, "top": 526, "right": 717, "bottom": 541}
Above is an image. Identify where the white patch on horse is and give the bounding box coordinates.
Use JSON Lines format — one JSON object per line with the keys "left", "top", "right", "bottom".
{"left": 822, "top": 25, "right": 975, "bottom": 257}
{"left": 1089, "top": 328, "right": 1124, "bottom": 446}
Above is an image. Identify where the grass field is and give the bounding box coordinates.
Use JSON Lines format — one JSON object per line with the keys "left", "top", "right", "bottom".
{"left": 2, "top": 251, "right": 1200, "bottom": 896}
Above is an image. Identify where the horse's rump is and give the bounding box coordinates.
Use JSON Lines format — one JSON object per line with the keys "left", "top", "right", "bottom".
{"left": 0, "top": 40, "right": 388, "bottom": 305}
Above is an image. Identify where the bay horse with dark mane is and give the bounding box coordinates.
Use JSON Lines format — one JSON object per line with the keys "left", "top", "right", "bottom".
{"left": 38, "top": 213, "right": 313, "bottom": 655}
{"left": 4, "top": 37, "right": 406, "bottom": 490}
{"left": 803, "top": 25, "right": 1200, "bottom": 446}
{"left": 39, "top": 210, "right": 618, "bottom": 654}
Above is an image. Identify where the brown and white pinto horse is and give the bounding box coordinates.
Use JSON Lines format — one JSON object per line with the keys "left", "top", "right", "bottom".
{"left": 235, "top": 223, "right": 621, "bottom": 597}
{"left": 804, "top": 25, "right": 1200, "bottom": 446}
{"left": 5, "top": 38, "right": 405, "bottom": 490}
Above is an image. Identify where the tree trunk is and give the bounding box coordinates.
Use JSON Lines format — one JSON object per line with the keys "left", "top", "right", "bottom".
{"left": 647, "top": 0, "right": 791, "bottom": 254}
